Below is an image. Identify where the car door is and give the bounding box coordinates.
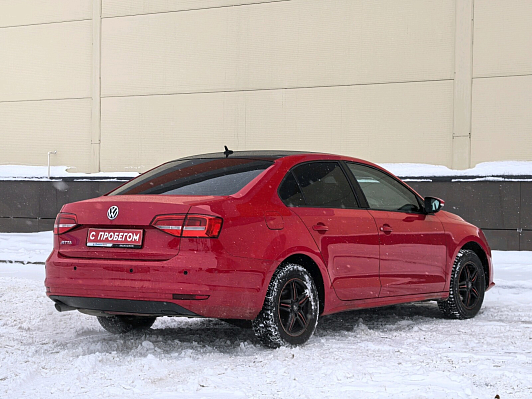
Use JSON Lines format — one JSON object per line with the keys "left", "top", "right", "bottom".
{"left": 346, "top": 162, "right": 447, "bottom": 297}
{"left": 279, "top": 161, "right": 381, "bottom": 301}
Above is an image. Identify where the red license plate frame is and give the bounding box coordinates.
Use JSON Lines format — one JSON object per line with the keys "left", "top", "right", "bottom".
{"left": 87, "top": 228, "right": 143, "bottom": 248}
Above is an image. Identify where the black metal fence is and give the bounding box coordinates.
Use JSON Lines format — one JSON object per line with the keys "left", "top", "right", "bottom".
{"left": 407, "top": 180, "right": 531, "bottom": 251}
{"left": 0, "top": 178, "right": 530, "bottom": 250}
{"left": 0, "top": 179, "right": 124, "bottom": 233}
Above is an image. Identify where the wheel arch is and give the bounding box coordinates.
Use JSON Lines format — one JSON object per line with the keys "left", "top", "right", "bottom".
{"left": 280, "top": 254, "right": 326, "bottom": 315}
{"left": 460, "top": 241, "right": 490, "bottom": 289}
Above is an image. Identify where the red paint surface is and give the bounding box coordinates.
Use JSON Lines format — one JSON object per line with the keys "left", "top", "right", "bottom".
{"left": 369, "top": 210, "right": 447, "bottom": 297}
{"left": 45, "top": 153, "right": 494, "bottom": 320}
{"left": 293, "top": 208, "right": 380, "bottom": 301}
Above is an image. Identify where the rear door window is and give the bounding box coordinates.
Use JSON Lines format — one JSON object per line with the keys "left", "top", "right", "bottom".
{"left": 285, "top": 162, "right": 358, "bottom": 209}
{"left": 278, "top": 172, "right": 305, "bottom": 207}
{"left": 110, "top": 158, "right": 273, "bottom": 196}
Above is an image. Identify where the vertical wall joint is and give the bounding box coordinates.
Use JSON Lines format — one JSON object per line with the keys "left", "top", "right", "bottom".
{"left": 452, "top": 0, "right": 474, "bottom": 169}
{"left": 90, "top": 0, "right": 102, "bottom": 173}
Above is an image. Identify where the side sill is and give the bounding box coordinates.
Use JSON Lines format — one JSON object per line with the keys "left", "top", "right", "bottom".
{"left": 323, "top": 291, "right": 448, "bottom": 316}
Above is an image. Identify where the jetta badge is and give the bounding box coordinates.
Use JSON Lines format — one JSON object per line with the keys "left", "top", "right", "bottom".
{"left": 107, "top": 206, "right": 119, "bottom": 220}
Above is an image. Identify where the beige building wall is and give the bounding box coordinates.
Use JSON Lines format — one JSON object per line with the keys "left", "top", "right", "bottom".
{"left": 100, "top": 0, "right": 455, "bottom": 172}
{"left": 0, "top": 0, "right": 531, "bottom": 173}
{"left": 0, "top": 1, "right": 93, "bottom": 172}
{"left": 101, "top": 81, "right": 454, "bottom": 171}
{"left": 471, "top": 0, "right": 532, "bottom": 165}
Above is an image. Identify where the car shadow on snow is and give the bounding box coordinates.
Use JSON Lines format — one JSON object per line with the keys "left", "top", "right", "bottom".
{"left": 60, "top": 318, "right": 259, "bottom": 355}
{"left": 315, "top": 301, "right": 445, "bottom": 336}
{"left": 61, "top": 302, "right": 446, "bottom": 355}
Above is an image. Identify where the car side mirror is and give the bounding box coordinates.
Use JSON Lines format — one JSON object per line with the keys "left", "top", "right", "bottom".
{"left": 424, "top": 197, "right": 444, "bottom": 214}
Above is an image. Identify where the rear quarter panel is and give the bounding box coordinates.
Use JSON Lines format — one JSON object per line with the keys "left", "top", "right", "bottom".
{"left": 202, "top": 159, "right": 337, "bottom": 313}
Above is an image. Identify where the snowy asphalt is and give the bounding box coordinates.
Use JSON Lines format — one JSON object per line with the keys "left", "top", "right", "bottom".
{"left": 0, "top": 233, "right": 531, "bottom": 398}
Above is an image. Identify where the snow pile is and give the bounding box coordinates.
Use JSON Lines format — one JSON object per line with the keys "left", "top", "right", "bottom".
{"left": 0, "top": 231, "right": 52, "bottom": 264}
{"left": 0, "top": 232, "right": 531, "bottom": 398}
{"left": 379, "top": 161, "right": 532, "bottom": 177}
{"left": 0, "top": 165, "right": 138, "bottom": 180}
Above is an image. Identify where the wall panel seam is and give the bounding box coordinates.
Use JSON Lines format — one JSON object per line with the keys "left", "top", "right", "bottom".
{"left": 91, "top": 0, "right": 102, "bottom": 172}
{"left": 451, "top": 0, "right": 473, "bottom": 169}
{"left": 0, "top": 18, "right": 91, "bottom": 30}
{"left": 102, "top": 79, "right": 454, "bottom": 99}
{"left": 0, "top": 97, "right": 91, "bottom": 105}
{"left": 473, "top": 73, "right": 532, "bottom": 80}
{"left": 102, "top": 0, "right": 292, "bottom": 19}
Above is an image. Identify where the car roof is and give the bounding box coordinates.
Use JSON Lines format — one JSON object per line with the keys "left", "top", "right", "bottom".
{"left": 179, "top": 150, "right": 312, "bottom": 161}
{"left": 175, "top": 150, "right": 375, "bottom": 168}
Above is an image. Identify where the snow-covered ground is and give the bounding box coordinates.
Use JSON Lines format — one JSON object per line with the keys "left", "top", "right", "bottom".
{"left": 0, "top": 231, "right": 52, "bottom": 265}
{"left": 0, "top": 165, "right": 138, "bottom": 180}
{"left": 1, "top": 232, "right": 531, "bottom": 398}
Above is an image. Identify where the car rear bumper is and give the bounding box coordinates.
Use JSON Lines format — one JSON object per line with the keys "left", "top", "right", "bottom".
{"left": 50, "top": 295, "right": 199, "bottom": 316}
{"left": 45, "top": 249, "right": 274, "bottom": 319}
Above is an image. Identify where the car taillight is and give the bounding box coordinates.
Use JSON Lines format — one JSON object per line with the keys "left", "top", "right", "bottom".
{"left": 151, "top": 215, "right": 187, "bottom": 237}
{"left": 182, "top": 215, "right": 223, "bottom": 238}
{"left": 151, "top": 214, "right": 222, "bottom": 238}
{"left": 54, "top": 213, "right": 78, "bottom": 235}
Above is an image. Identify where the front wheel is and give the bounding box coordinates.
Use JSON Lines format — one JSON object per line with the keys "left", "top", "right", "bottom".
{"left": 252, "top": 263, "right": 319, "bottom": 348}
{"left": 97, "top": 315, "right": 156, "bottom": 334}
{"left": 438, "top": 249, "right": 485, "bottom": 319}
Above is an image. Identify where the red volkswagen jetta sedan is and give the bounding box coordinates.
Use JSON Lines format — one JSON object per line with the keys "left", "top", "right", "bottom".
{"left": 46, "top": 151, "right": 494, "bottom": 348}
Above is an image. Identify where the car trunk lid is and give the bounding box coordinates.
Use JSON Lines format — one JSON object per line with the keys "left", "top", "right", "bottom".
{"left": 56, "top": 195, "right": 220, "bottom": 261}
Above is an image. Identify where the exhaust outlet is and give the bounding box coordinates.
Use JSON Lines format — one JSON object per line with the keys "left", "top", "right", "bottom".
{"left": 54, "top": 301, "right": 76, "bottom": 312}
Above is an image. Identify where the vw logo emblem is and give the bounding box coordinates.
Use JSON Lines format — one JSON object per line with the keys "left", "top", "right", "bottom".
{"left": 107, "top": 206, "right": 119, "bottom": 220}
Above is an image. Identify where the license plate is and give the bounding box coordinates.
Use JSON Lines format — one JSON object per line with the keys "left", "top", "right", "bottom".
{"left": 87, "top": 229, "right": 143, "bottom": 248}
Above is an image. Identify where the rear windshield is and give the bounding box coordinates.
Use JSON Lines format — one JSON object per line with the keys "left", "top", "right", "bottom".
{"left": 109, "top": 158, "right": 273, "bottom": 196}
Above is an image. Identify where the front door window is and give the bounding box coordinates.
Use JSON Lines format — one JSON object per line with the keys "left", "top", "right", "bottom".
{"left": 346, "top": 163, "right": 422, "bottom": 213}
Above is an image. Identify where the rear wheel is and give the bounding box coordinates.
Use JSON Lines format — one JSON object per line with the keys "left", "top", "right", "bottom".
{"left": 438, "top": 249, "right": 485, "bottom": 319}
{"left": 252, "top": 264, "right": 319, "bottom": 348}
{"left": 97, "top": 315, "right": 156, "bottom": 334}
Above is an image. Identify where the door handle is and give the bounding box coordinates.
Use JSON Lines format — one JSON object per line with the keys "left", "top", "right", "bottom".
{"left": 312, "top": 223, "right": 329, "bottom": 233}
{"left": 380, "top": 224, "right": 393, "bottom": 233}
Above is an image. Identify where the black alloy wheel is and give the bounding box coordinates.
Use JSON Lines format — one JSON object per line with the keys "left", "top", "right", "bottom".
{"left": 438, "top": 249, "right": 486, "bottom": 319}
{"left": 278, "top": 278, "right": 312, "bottom": 337}
{"left": 253, "top": 263, "right": 319, "bottom": 348}
{"left": 457, "top": 261, "right": 483, "bottom": 310}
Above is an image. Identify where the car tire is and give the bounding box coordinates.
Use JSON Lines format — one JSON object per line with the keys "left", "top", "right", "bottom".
{"left": 252, "top": 263, "right": 319, "bottom": 348}
{"left": 438, "top": 249, "right": 485, "bottom": 319}
{"left": 97, "top": 315, "right": 157, "bottom": 334}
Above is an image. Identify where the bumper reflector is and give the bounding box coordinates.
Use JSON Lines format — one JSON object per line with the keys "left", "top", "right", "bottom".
{"left": 172, "top": 294, "right": 210, "bottom": 300}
